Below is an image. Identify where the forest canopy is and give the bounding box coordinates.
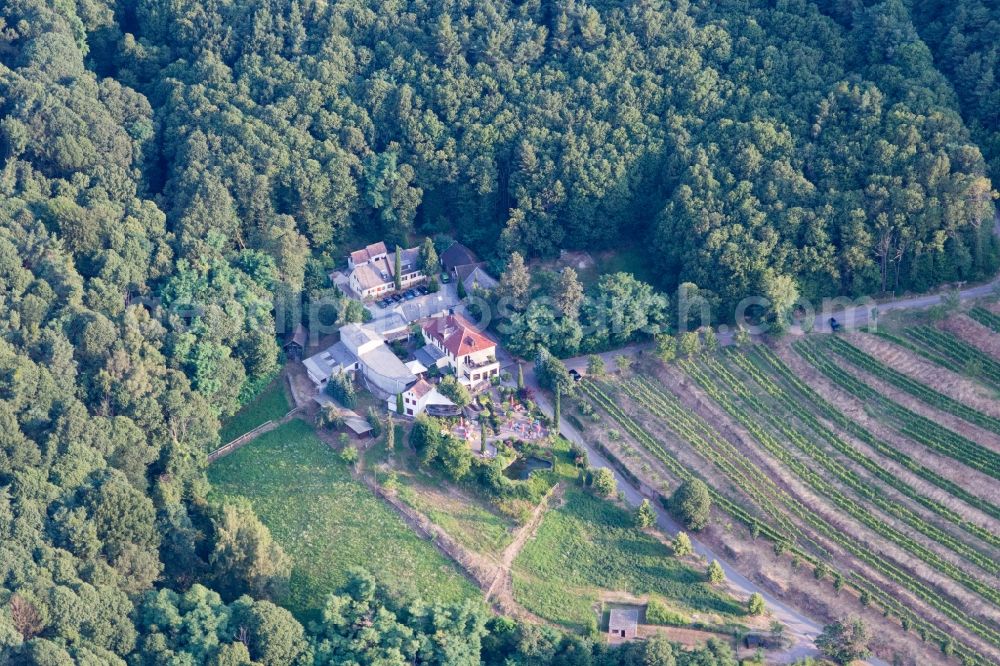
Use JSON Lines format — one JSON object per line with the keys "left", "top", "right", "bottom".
{"left": 48, "top": 0, "right": 1000, "bottom": 308}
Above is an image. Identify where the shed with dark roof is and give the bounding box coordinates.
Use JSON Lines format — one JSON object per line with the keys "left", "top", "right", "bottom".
{"left": 283, "top": 324, "right": 308, "bottom": 359}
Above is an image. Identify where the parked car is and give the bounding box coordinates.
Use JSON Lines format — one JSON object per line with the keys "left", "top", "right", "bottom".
{"left": 381, "top": 298, "right": 393, "bottom": 308}
{"left": 829, "top": 317, "right": 841, "bottom": 332}
{"left": 569, "top": 368, "right": 582, "bottom": 382}
{"left": 440, "top": 273, "right": 450, "bottom": 283}
{"left": 404, "top": 290, "right": 416, "bottom": 300}
{"left": 391, "top": 293, "right": 403, "bottom": 302}
{"left": 376, "top": 299, "right": 387, "bottom": 309}
{"left": 417, "top": 285, "right": 428, "bottom": 295}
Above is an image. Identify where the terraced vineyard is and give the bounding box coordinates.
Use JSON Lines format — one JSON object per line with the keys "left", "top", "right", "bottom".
{"left": 795, "top": 339, "right": 1000, "bottom": 480}
{"left": 683, "top": 357, "right": 999, "bottom": 592}
{"left": 969, "top": 307, "right": 1000, "bottom": 333}
{"left": 876, "top": 325, "right": 1000, "bottom": 391}
{"left": 741, "top": 346, "right": 1000, "bottom": 534}
{"left": 577, "top": 342, "right": 1000, "bottom": 666}
{"left": 824, "top": 336, "right": 1000, "bottom": 436}
{"left": 577, "top": 380, "right": 791, "bottom": 547}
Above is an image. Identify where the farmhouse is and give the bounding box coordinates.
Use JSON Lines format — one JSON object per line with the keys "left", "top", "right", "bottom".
{"left": 388, "top": 378, "right": 456, "bottom": 417}
{"left": 422, "top": 314, "right": 500, "bottom": 388}
{"left": 347, "top": 241, "right": 424, "bottom": 300}
{"left": 302, "top": 323, "right": 416, "bottom": 396}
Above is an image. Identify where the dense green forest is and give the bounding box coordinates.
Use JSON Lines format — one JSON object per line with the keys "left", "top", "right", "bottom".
{"left": 907, "top": 0, "right": 1000, "bottom": 186}
{"left": 821, "top": 0, "right": 1000, "bottom": 189}
{"left": 0, "top": 0, "right": 997, "bottom": 661}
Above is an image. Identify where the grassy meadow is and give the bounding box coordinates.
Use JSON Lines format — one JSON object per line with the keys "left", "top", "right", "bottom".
{"left": 208, "top": 419, "right": 479, "bottom": 621}
{"left": 219, "top": 379, "right": 292, "bottom": 443}
{"left": 512, "top": 487, "right": 745, "bottom": 631}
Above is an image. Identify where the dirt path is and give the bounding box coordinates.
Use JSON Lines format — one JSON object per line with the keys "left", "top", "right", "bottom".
{"left": 285, "top": 363, "right": 320, "bottom": 408}
{"left": 333, "top": 434, "right": 555, "bottom": 624}
{"left": 485, "top": 483, "right": 564, "bottom": 607}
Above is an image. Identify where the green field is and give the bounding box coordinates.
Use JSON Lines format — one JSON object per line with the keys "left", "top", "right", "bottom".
{"left": 396, "top": 479, "right": 515, "bottom": 555}
{"left": 219, "top": 379, "right": 291, "bottom": 443}
{"left": 366, "top": 424, "right": 515, "bottom": 555}
{"left": 512, "top": 487, "right": 744, "bottom": 631}
{"left": 208, "top": 420, "right": 479, "bottom": 621}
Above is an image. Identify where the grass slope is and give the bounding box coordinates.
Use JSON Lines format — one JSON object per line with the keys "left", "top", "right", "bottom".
{"left": 366, "top": 426, "right": 515, "bottom": 556}
{"left": 513, "top": 487, "right": 744, "bottom": 630}
{"left": 396, "top": 480, "right": 514, "bottom": 556}
{"left": 208, "top": 419, "right": 479, "bottom": 621}
{"left": 219, "top": 379, "right": 291, "bottom": 443}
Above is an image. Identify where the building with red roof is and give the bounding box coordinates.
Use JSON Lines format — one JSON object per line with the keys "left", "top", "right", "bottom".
{"left": 422, "top": 314, "right": 500, "bottom": 388}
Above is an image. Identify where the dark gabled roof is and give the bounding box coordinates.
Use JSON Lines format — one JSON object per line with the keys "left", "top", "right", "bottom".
{"left": 285, "top": 323, "right": 307, "bottom": 348}
{"left": 440, "top": 242, "right": 478, "bottom": 271}
{"left": 455, "top": 263, "right": 498, "bottom": 292}
{"left": 414, "top": 344, "right": 446, "bottom": 368}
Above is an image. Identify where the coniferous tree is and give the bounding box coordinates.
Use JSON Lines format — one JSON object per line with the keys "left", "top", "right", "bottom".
{"left": 394, "top": 246, "right": 403, "bottom": 291}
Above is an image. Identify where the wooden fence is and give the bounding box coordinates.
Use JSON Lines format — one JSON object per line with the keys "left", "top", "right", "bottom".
{"left": 207, "top": 406, "right": 303, "bottom": 463}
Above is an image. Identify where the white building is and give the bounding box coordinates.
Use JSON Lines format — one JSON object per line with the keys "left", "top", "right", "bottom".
{"left": 302, "top": 341, "right": 359, "bottom": 386}
{"left": 302, "top": 323, "right": 416, "bottom": 396}
{"left": 387, "top": 378, "right": 456, "bottom": 417}
{"left": 421, "top": 314, "right": 500, "bottom": 388}
{"left": 347, "top": 241, "right": 425, "bottom": 300}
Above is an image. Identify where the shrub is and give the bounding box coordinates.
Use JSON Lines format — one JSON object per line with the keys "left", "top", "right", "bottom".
{"left": 816, "top": 616, "right": 872, "bottom": 665}
{"left": 587, "top": 354, "right": 606, "bottom": 376}
{"left": 635, "top": 499, "right": 657, "bottom": 529}
{"left": 645, "top": 598, "right": 688, "bottom": 626}
{"left": 672, "top": 532, "right": 693, "bottom": 557}
{"left": 316, "top": 404, "right": 344, "bottom": 430}
{"left": 707, "top": 560, "right": 725, "bottom": 585}
{"left": 340, "top": 445, "right": 359, "bottom": 466}
{"left": 615, "top": 354, "right": 633, "bottom": 374}
{"left": 679, "top": 331, "right": 701, "bottom": 357}
{"left": 654, "top": 334, "right": 677, "bottom": 362}
{"left": 366, "top": 407, "right": 383, "bottom": 437}
{"left": 438, "top": 375, "right": 471, "bottom": 407}
{"left": 325, "top": 373, "right": 356, "bottom": 408}
{"left": 592, "top": 468, "right": 616, "bottom": 497}
{"left": 701, "top": 327, "right": 718, "bottom": 353}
